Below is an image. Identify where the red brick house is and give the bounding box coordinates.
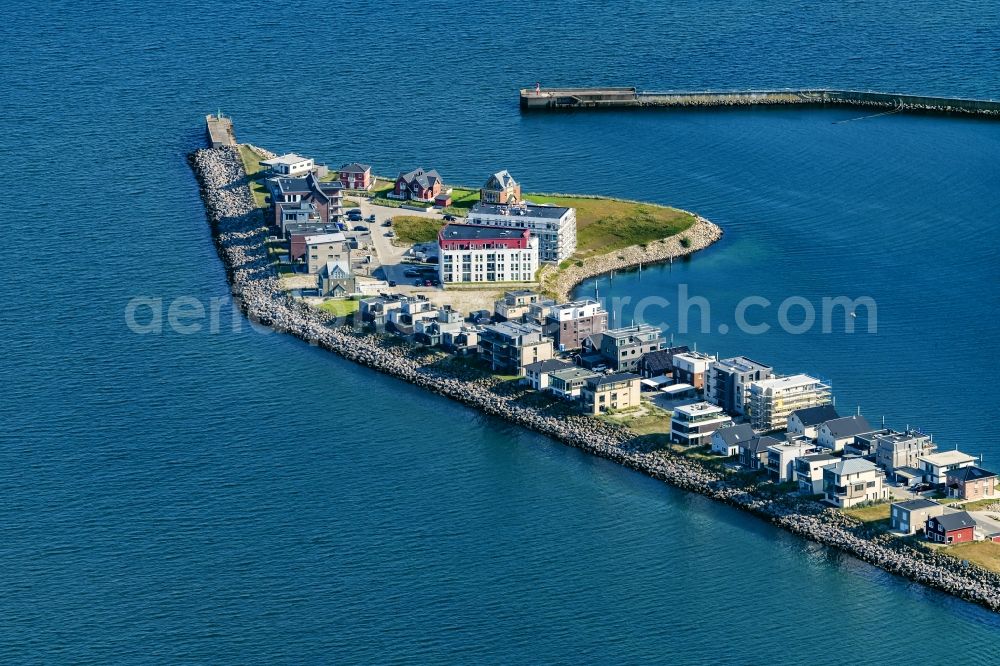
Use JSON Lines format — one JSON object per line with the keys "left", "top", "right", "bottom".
{"left": 339, "top": 162, "right": 372, "bottom": 191}
{"left": 946, "top": 466, "right": 997, "bottom": 501}
{"left": 394, "top": 167, "right": 442, "bottom": 201}
{"left": 925, "top": 511, "right": 977, "bottom": 544}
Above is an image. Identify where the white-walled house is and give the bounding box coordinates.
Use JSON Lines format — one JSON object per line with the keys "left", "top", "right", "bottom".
{"left": 261, "top": 153, "right": 315, "bottom": 177}
{"left": 817, "top": 415, "right": 874, "bottom": 452}
{"left": 822, "top": 458, "right": 888, "bottom": 508}
{"left": 918, "top": 450, "right": 977, "bottom": 485}
{"left": 786, "top": 404, "right": 840, "bottom": 440}
{"left": 710, "top": 423, "right": 756, "bottom": 457}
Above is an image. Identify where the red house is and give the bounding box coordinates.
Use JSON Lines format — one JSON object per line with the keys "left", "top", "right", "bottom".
{"left": 925, "top": 511, "right": 977, "bottom": 544}
{"left": 339, "top": 162, "right": 372, "bottom": 191}
{"left": 394, "top": 167, "right": 442, "bottom": 202}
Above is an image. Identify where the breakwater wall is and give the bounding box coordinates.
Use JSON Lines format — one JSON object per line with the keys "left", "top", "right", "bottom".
{"left": 520, "top": 87, "right": 1000, "bottom": 118}
{"left": 189, "top": 143, "right": 1000, "bottom": 613}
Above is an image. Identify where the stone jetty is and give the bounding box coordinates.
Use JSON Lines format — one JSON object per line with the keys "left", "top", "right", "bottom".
{"left": 189, "top": 144, "right": 1000, "bottom": 613}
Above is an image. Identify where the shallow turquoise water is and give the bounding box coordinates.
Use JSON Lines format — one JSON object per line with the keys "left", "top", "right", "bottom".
{"left": 3, "top": 0, "right": 999, "bottom": 662}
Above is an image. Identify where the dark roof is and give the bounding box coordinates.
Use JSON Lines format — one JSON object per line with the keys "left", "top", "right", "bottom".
{"left": 713, "top": 423, "right": 756, "bottom": 447}
{"left": 439, "top": 224, "right": 529, "bottom": 242}
{"left": 640, "top": 347, "right": 690, "bottom": 372}
{"left": 790, "top": 404, "right": 840, "bottom": 427}
{"left": 822, "top": 415, "right": 873, "bottom": 438}
{"left": 340, "top": 162, "right": 371, "bottom": 173}
{"left": 399, "top": 167, "right": 441, "bottom": 189}
{"left": 932, "top": 511, "right": 977, "bottom": 532}
{"left": 523, "top": 359, "right": 573, "bottom": 374}
{"left": 947, "top": 466, "right": 997, "bottom": 483}
{"left": 471, "top": 202, "right": 569, "bottom": 219}
{"left": 587, "top": 372, "right": 640, "bottom": 388}
{"left": 894, "top": 498, "right": 940, "bottom": 511}
{"left": 744, "top": 435, "right": 781, "bottom": 455}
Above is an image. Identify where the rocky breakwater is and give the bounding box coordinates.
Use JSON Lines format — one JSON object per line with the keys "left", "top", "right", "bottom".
{"left": 542, "top": 216, "right": 723, "bottom": 301}
{"left": 189, "top": 144, "right": 999, "bottom": 613}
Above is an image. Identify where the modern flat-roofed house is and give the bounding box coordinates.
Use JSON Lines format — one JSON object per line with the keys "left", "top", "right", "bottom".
{"left": 267, "top": 173, "right": 344, "bottom": 227}
{"left": 523, "top": 359, "right": 574, "bottom": 391}
{"left": 549, "top": 367, "right": 599, "bottom": 400}
{"left": 671, "top": 402, "right": 733, "bottom": 447}
{"left": 580, "top": 372, "right": 641, "bottom": 415}
{"left": 706, "top": 356, "right": 773, "bottom": 416}
{"left": 946, "top": 466, "right": 998, "bottom": 501}
{"left": 480, "top": 170, "right": 521, "bottom": 204}
{"left": 286, "top": 223, "right": 341, "bottom": 262}
{"left": 739, "top": 435, "right": 780, "bottom": 470}
{"left": 638, "top": 345, "right": 691, "bottom": 379}
{"left": 710, "top": 423, "right": 756, "bottom": 457}
{"left": 749, "top": 374, "right": 832, "bottom": 433}
{"left": 393, "top": 167, "right": 443, "bottom": 201}
{"left": 874, "top": 429, "right": 937, "bottom": 477}
{"left": 360, "top": 295, "right": 405, "bottom": 326}
{"left": 925, "top": 511, "right": 977, "bottom": 545}
{"left": 822, "top": 458, "right": 888, "bottom": 508}
{"left": 766, "top": 441, "right": 817, "bottom": 483}
{"left": 817, "top": 415, "right": 874, "bottom": 452}
{"left": 795, "top": 453, "right": 839, "bottom": 494}
{"left": 276, "top": 201, "right": 323, "bottom": 235}
{"left": 438, "top": 224, "right": 539, "bottom": 284}
{"left": 891, "top": 499, "right": 946, "bottom": 536}
{"left": 671, "top": 351, "right": 714, "bottom": 391}
{"left": 786, "top": 404, "right": 840, "bottom": 440}
{"left": 317, "top": 260, "right": 355, "bottom": 297}
{"left": 918, "top": 450, "right": 977, "bottom": 485}
{"left": 339, "top": 162, "right": 373, "bottom": 191}
{"left": 304, "top": 232, "right": 350, "bottom": 274}
{"left": 261, "top": 153, "right": 315, "bottom": 177}
{"left": 467, "top": 201, "right": 577, "bottom": 263}
{"left": 478, "top": 321, "right": 553, "bottom": 374}
{"left": 548, "top": 299, "right": 608, "bottom": 351}
{"left": 494, "top": 290, "right": 541, "bottom": 321}
{"left": 583, "top": 324, "right": 664, "bottom": 372}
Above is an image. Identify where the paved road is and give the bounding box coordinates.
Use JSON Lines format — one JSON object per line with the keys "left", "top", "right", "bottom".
{"left": 353, "top": 198, "right": 445, "bottom": 293}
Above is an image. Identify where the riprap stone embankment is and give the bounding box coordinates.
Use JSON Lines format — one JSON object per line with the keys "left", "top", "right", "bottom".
{"left": 189, "top": 144, "right": 1000, "bottom": 613}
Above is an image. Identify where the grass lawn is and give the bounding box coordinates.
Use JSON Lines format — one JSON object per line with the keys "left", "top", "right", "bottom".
{"left": 441, "top": 187, "right": 479, "bottom": 215}
{"left": 843, "top": 504, "right": 891, "bottom": 523}
{"left": 952, "top": 498, "right": 1000, "bottom": 511}
{"left": 525, "top": 193, "right": 696, "bottom": 258}
{"left": 392, "top": 216, "right": 444, "bottom": 244}
{"left": 318, "top": 299, "right": 360, "bottom": 317}
{"left": 237, "top": 145, "right": 269, "bottom": 208}
{"left": 944, "top": 541, "right": 1000, "bottom": 574}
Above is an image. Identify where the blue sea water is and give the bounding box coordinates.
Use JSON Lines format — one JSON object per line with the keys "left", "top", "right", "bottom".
{"left": 3, "top": 0, "right": 1000, "bottom": 662}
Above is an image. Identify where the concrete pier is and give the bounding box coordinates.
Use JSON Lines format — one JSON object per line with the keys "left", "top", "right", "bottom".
{"left": 206, "top": 113, "right": 236, "bottom": 147}
{"left": 520, "top": 87, "right": 1000, "bottom": 118}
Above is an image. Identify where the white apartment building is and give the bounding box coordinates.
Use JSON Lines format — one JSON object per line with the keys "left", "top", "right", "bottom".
{"left": 918, "top": 450, "right": 977, "bottom": 485}
{"left": 438, "top": 224, "right": 539, "bottom": 284}
{"left": 748, "top": 374, "right": 832, "bottom": 432}
{"left": 671, "top": 402, "right": 733, "bottom": 447}
{"left": 467, "top": 201, "right": 577, "bottom": 263}
{"left": 261, "top": 153, "right": 315, "bottom": 177}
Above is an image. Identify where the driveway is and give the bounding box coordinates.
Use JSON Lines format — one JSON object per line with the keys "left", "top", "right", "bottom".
{"left": 353, "top": 198, "right": 445, "bottom": 293}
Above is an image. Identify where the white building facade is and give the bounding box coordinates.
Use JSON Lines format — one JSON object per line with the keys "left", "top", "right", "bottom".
{"left": 438, "top": 224, "right": 539, "bottom": 284}
{"left": 467, "top": 202, "right": 577, "bottom": 263}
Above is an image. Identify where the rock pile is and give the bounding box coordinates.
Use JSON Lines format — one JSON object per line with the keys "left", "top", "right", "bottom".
{"left": 189, "top": 144, "right": 1000, "bottom": 613}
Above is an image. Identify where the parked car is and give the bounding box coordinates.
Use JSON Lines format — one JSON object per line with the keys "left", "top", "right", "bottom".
{"left": 413, "top": 279, "right": 423, "bottom": 286}
{"left": 347, "top": 208, "right": 362, "bottom": 215}
{"left": 423, "top": 280, "right": 433, "bottom": 287}
{"left": 403, "top": 269, "right": 420, "bottom": 277}
{"left": 352, "top": 225, "right": 367, "bottom": 232}
{"left": 424, "top": 256, "right": 439, "bottom": 263}
{"left": 910, "top": 482, "right": 933, "bottom": 493}
{"left": 443, "top": 214, "right": 456, "bottom": 222}
{"left": 367, "top": 214, "right": 376, "bottom": 222}
{"left": 388, "top": 280, "right": 397, "bottom": 287}
{"left": 385, "top": 231, "right": 394, "bottom": 237}
{"left": 430, "top": 279, "right": 440, "bottom": 286}
{"left": 383, "top": 219, "right": 393, "bottom": 227}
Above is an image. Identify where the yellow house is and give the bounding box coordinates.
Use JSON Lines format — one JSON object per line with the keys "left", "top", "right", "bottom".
{"left": 580, "top": 372, "right": 641, "bottom": 415}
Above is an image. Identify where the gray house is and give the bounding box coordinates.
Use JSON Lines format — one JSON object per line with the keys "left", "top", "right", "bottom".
{"left": 890, "top": 498, "right": 946, "bottom": 535}
{"left": 318, "top": 260, "right": 355, "bottom": 297}
{"left": 582, "top": 324, "right": 664, "bottom": 372}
